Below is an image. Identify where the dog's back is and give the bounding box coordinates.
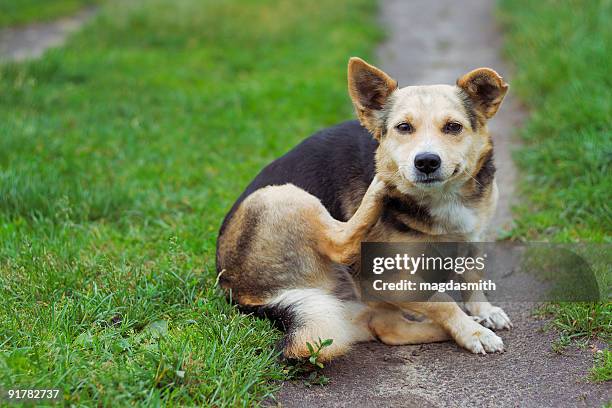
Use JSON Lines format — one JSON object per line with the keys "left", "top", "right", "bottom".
{"left": 216, "top": 120, "right": 376, "bottom": 251}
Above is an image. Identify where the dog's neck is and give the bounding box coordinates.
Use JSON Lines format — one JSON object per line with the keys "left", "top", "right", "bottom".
{"left": 381, "top": 176, "right": 494, "bottom": 239}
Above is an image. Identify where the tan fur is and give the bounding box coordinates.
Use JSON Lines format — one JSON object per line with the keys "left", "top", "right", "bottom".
{"left": 367, "top": 305, "right": 449, "bottom": 345}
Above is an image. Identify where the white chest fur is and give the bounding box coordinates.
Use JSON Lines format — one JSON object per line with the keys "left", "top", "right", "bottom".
{"left": 428, "top": 195, "right": 479, "bottom": 236}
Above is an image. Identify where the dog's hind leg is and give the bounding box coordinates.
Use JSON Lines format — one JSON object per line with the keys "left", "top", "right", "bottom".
{"left": 368, "top": 305, "right": 449, "bottom": 346}
{"left": 394, "top": 294, "right": 505, "bottom": 354}
{"left": 319, "top": 176, "right": 386, "bottom": 265}
{"left": 220, "top": 178, "right": 386, "bottom": 361}
{"left": 260, "top": 176, "right": 386, "bottom": 360}
{"left": 267, "top": 288, "right": 373, "bottom": 361}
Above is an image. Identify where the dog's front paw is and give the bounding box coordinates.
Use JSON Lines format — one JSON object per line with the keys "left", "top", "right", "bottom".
{"left": 466, "top": 302, "right": 512, "bottom": 331}
{"left": 451, "top": 318, "right": 505, "bottom": 354}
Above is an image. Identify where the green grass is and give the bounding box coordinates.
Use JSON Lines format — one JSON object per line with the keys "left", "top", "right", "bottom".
{"left": 537, "top": 303, "right": 611, "bottom": 351}
{"left": 590, "top": 349, "right": 612, "bottom": 383}
{"left": 0, "top": 0, "right": 98, "bottom": 27}
{"left": 498, "top": 0, "right": 611, "bottom": 380}
{"left": 0, "top": 0, "right": 381, "bottom": 405}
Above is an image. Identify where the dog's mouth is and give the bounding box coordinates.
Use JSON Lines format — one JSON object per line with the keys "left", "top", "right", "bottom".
{"left": 413, "top": 166, "right": 462, "bottom": 187}
{"left": 416, "top": 177, "right": 443, "bottom": 185}
{"left": 398, "top": 164, "right": 465, "bottom": 189}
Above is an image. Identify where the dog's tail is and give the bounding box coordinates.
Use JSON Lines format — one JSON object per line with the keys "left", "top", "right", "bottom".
{"left": 245, "top": 288, "right": 372, "bottom": 361}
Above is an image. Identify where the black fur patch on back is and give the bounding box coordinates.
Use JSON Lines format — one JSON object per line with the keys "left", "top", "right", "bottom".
{"left": 216, "top": 121, "right": 377, "bottom": 237}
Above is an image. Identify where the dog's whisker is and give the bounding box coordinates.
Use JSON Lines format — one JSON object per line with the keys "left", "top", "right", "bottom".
{"left": 455, "top": 152, "right": 484, "bottom": 189}
{"left": 459, "top": 165, "right": 483, "bottom": 189}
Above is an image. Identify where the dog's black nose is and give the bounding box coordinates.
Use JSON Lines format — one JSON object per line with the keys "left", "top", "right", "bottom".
{"left": 414, "top": 153, "right": 441, "bottom": 175}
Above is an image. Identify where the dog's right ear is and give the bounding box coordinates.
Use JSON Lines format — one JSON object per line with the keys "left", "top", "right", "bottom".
{"left": 348, "top": 57, "right": 398, "bottom": 139}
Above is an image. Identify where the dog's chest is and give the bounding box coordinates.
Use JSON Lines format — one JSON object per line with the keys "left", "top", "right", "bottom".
{"left": 428, "top": 199, "right": 478, "bottom": 235}
{"left": 372, "top": 194, "right": 481, "bottom": 241}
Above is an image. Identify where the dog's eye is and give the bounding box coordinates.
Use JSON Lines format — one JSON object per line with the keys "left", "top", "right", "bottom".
{"left": 443, "top": 121, "right": 463, "bottom": 134}
{"left": 396, "top": 122, "right": 414, "bottom": 133}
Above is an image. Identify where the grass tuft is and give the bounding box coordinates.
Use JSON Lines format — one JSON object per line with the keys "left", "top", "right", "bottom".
{"left": 590, "top": 349, "right": 612, "bottom": 383}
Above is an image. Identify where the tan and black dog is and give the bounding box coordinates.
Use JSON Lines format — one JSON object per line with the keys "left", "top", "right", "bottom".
{"left": 216, "top": 57, "right": 512, "bottom": 360}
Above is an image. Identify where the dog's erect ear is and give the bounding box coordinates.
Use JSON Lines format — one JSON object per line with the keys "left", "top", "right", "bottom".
{"left": 457, "top": 68, "right": 508, "bottom": 120}
{"left": 348, "top": 57, "right": 398, "bottom": 138}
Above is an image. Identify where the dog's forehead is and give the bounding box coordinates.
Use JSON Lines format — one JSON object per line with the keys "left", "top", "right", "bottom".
{"left": 388, "top": 84, "right": 463, "bottom": 118}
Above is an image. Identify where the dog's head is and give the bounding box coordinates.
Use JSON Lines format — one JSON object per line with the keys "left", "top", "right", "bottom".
{"left": 348, "top": 57, "right": 508, "bottom": 196}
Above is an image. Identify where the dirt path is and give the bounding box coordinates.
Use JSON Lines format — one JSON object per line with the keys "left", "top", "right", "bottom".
{"left": 0, "top": 7, "right": 95, "bottom": 62}
{"left": 276, "top": 1, "right": 609, "bottom": 407}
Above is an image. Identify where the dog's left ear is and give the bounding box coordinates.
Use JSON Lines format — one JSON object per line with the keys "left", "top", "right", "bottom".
{"left": 457, "top": 68, "right": 508, "bottom": 120}
{"left": 348, "top": 57, "right": 398, "bottom": 139}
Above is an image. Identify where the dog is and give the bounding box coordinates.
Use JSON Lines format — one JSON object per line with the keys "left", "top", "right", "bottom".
{"left": 216, "top": 57, "right": 512, "bottom": 361}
